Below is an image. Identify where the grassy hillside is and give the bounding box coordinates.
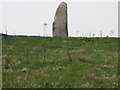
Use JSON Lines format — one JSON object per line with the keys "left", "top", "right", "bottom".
{"left": 2, "top": 37, "right": 118, "bottom": 88}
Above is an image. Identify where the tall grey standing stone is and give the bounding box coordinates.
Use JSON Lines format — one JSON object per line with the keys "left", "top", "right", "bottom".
{"left": 53, "top": 2, "right": 68, "bottom": 37}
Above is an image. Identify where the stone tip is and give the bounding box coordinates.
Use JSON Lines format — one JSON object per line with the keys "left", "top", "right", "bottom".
{"left": 60, "top": 2, "right": 67, "bottom": 5}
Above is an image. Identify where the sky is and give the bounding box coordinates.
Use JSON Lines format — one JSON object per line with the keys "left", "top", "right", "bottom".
{"left": 0, "top": 0, "right": 118, "bottom": 37}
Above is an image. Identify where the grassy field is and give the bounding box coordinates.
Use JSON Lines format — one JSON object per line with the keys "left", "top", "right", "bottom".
{"left": 2, "top": 36, "right": 118, "bottom": 88}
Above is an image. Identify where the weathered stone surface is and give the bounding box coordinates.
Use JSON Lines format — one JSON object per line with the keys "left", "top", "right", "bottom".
{"left": 53, "top": 2, "right": 68, "bottom": 37}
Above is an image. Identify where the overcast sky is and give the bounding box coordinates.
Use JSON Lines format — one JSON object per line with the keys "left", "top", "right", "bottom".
{"left": 1, "top": 0, "right": 118, "bottom": 37}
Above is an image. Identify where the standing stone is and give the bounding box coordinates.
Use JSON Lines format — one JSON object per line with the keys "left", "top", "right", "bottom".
{"left": 53, "top": 2, "right": 68, "bottom": 37}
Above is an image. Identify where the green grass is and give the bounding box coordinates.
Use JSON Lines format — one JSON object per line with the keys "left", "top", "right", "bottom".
{"left": 2, "top": 36, "right": 118, "bottom": 88}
